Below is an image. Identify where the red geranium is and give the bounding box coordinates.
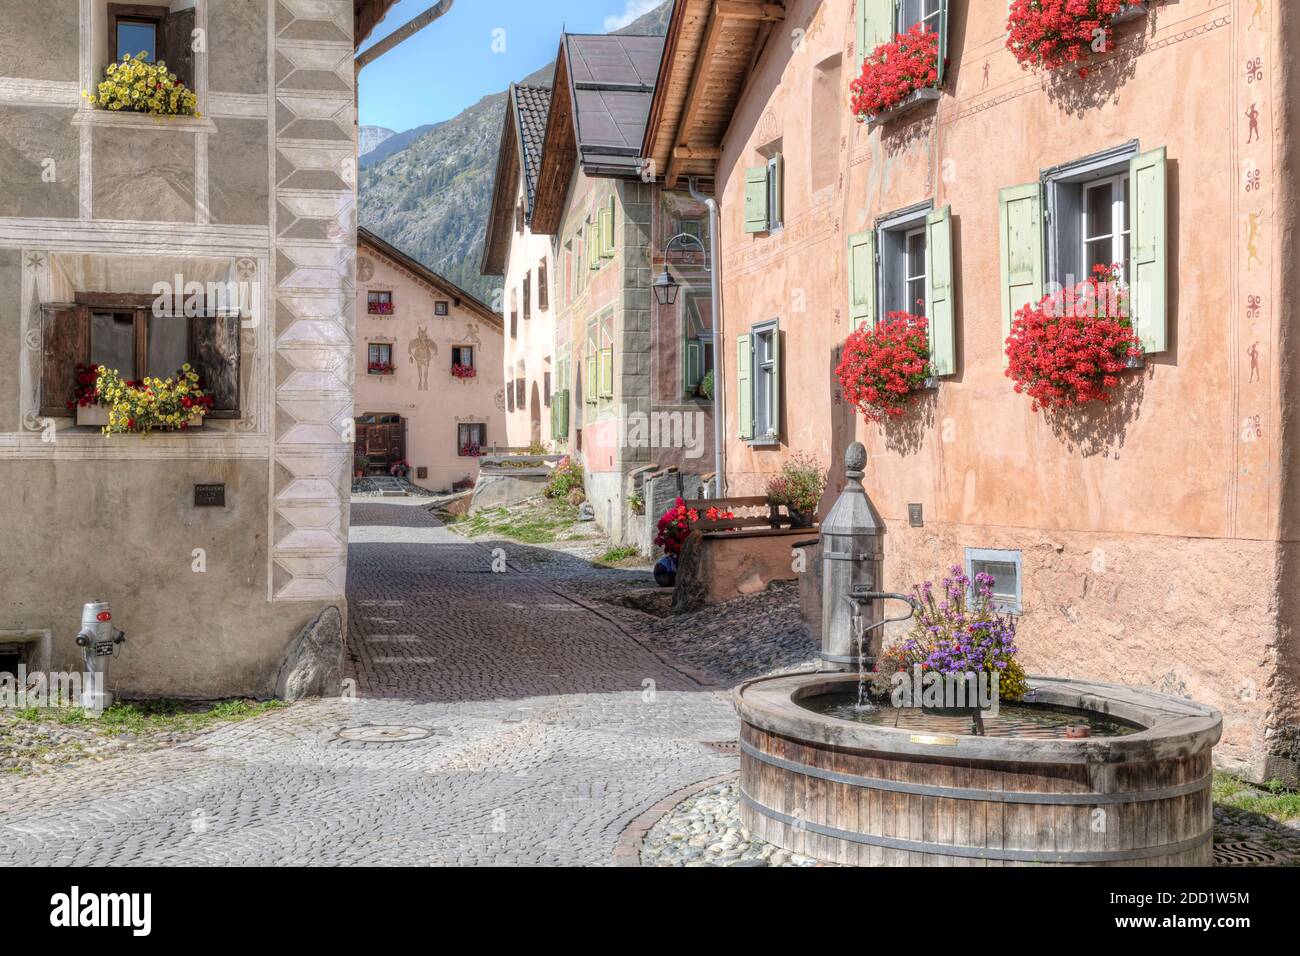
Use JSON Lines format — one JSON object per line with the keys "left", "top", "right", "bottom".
{"left": 68, "top": 363, "right": 102, "bottom": 410}
{"left": 1004, "top": 265, "right": 1142, "bottom": 411}
{"left": 653, "top": 497, "right": 735, "bottom": 557}
{"left": 835, "top": 312, "right": 932, "bottom": 424}
{"left": 1005, "top": 0, "right": 1131, "bottom": 76}
{"left": 452, "top": 363, "right": 477, "bottom": 379}
{"left": 850, "top": 23, "right": 940, "bottom": 120}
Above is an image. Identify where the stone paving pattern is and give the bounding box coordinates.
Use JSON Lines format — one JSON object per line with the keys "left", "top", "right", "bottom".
{"left": 0, "top": 502, "right": 739, "bottom": 866}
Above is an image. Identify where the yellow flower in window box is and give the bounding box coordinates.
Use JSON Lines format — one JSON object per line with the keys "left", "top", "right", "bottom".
{"left": 87, "top": 52, "right": 199, "bottom": 118}
{"left": 95, "top": 366, "right": 215, "bottom": 435}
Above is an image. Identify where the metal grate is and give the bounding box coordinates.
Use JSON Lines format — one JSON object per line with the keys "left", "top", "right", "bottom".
{"left": 702, "top": 740, "right": 740, "bottom": 755}
{"left": 1213, "top": 841, "right": 1283, "bottom": 866}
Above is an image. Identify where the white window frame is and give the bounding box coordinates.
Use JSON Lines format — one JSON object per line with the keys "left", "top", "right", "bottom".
{"left": 1081, "top": 174, "right": 1131, "bottom": 282}
{"left": 1042, "top": 140, "right": 1139, "bottom": 290}
{"left": 751, "top": 319, "right": 778, "bottom": 442}
{"left": 898, "top": 0, "right": 943, "bottom": 33}
{"left": 766, "top": 156, "right": 783, "bottom": 232}
{"left": 903, "top": 226, "right": 927, "bottom": 317}
{"left": 875, "top": 201, "right": 933, "bottom": 318}
{"left": 965, "top": 548, "right": 1022, "bottom": 615}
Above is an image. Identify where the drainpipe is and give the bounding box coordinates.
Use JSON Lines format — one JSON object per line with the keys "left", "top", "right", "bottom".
{"left": 688, "top": 177, "right": 725, "bottom": 498}
{"left": 355, "top": 0, "right": 455, "bottom": 72}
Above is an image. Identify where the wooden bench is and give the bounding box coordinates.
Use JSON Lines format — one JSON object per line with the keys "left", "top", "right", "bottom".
{"left": 683, "top": 496, "right": 815, "bottom": 533}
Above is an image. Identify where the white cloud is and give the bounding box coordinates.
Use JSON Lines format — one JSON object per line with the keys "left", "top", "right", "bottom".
{"left": 603, "top": 0, "right": 661, "bottom": 32}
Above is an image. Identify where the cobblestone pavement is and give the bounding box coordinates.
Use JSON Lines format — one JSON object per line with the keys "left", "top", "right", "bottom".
{"left": 0, "top": 501, "right": 739, "bottom": 866}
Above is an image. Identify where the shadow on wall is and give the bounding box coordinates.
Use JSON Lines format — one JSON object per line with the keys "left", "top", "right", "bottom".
{"left": 1042, "top": 14, "right": 1151, "bottom": 117}
{"left": 1043, "top": 364, "right": 1150, "bottom": 458}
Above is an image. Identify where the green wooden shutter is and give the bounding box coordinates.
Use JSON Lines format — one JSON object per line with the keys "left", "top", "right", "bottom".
{"left": 554, "top": 388, "right": 569, "bottom": 438}
{"left": 926, "top": 205, "right": 955, "bottom": 377}
{"left": 599, "top": 347, "right": 613, "bottom": 398}
{"left": 736, "top": 333, "right": 753, "bottom": 440}
{"left": 600, "top": 199, "right": 615, "bottom": 258}
{"left": 769, "top": 326, "right": 782, "bottom": 441}
{"left": 585, "top": 353, "right": 597, "bottom": 404}
{"left": 936, "top": 1, "right": 949, "bottom": 86}
{"left": 684, "top": 339, "right": 701, "bottom": 396}
{"left": 1129, "top": 146, "right": 1168, "bottom": 354}
{"left": 847, "top": 230, "right": 876, "bottom": 331}
{"left": 744, "top": 167, "right": 769, "bottom": 233}
{"left": 857, "top": 0, "right": 897, "bottom": 70}
{"left": 998, "top": 182, "right": 1045, "bottom": 349}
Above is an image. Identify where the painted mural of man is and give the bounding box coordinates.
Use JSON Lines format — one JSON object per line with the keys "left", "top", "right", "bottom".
{"left": 1246, "top": 103, "right": 1260, "bottom": 144}
{"left": 409, "top": 327, "right": 437, "bottom": 392}
{"left": 1248, "top": 342, "right": 1261, "bottom": 383}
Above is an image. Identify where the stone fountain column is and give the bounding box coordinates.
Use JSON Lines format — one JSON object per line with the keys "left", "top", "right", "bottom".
{"left": 819, "top": 442, "right": 886, "bottom": 670}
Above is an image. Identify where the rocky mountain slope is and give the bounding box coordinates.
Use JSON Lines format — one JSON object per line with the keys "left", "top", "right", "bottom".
{"left": 358, "top": 2, "right": 672, "bottom": 303}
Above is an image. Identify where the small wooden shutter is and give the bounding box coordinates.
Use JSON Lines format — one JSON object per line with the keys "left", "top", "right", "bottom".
{"left": 600, "top": 199, "right": 615, "bottom": 257}
{"left": 40, "top": 304, "right": 87, "bottom": 418}
{"left": 523, "top": 273, "right": 531, "bottom": 321}
{"left": 538, "top": 259, "right": 549, "bottom": 311}
{"left": 847, "top": 231, "right": 876, "bottom": 331}
{"left": 926, "top": 205, "right": 955, "bottom": 377}
{"left": 684, "top": 339, "right": 702, "bottom": 396}
{"left": 598, "top": 346, "right": 614, "bottom": 398}
{"left": 736, "top": 333, "right": 753, "bottom": 440}
{"left": 744, "top": 167, "right": 769, "bottom": 233}
{"left": 161, "top": 8, "right": 196, "bottom": 90}
{"left": 585, "top": 352, "right": 597, "bottom": 404}
{"left": 769, "top": 327, "right": 782, "bottom": 441}
{"left": 999, "top": 182, "right": 1045, "bottom": 349}
{"left": 1129, "top": 146, "right": 1168, "bottom": 354}
{"left": 555, "top": 388, "right": 570, "bottom": 438}
{"left": 190, "top": 312, "right": 241, "bottom": 418}
{"left": 857, "top": 0, "right": 897, "bottom": 70}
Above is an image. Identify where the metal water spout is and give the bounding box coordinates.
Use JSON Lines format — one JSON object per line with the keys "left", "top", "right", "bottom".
{"left": 819, "top": 443, "right": 918, "bottom": 671}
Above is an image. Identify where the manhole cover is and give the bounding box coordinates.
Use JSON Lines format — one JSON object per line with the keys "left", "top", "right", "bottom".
{"left": 702, "top": 740, "right": 740, "bottom": 755}
{"left": 1213, "top": 841, "right": 1282, "bottom": 866}
{"left": 337, "top": 725, "right": 434, "bottom": 743}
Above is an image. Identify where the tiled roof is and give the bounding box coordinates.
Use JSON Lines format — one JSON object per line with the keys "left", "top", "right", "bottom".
{"left": 512, "top": 84, "right": 552, "bottom": 216}
{"left": 564, "top": 33, "right": 665, "bottom": 175}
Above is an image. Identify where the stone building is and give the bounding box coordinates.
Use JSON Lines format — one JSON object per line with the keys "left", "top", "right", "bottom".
{"left": 642, "top": 0, "right": 1299, "bottom": 783}
{"left": 523, "top": 31, "right": 716, "bottom": 544}
{"left": 481, "top": 83, "right": 558, "bottom": 450}
{"left": 0, "top": 0, "right": 398, "bottom": 698}
{"left": 356, "top": 228, "right": 503, "bottom": 492}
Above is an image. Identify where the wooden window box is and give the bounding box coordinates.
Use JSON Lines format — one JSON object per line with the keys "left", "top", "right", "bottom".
{"left": 863, "top": 87, "right": 941, "bottom": 128}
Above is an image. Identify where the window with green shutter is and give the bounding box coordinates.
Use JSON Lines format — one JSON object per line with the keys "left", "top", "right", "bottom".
{"left": 736, "top": 333, "right": 752, "bottom": 439}
{"left": 1129, "top": 147, "right": 1167, "bottom": 353}
{"left": 751, "top": 320, "right": 781, "bottom": 442}
{"left": 847, "top": 230, "right": 876, "bottom": 331}
{"left": 857, "top": 0, "right": 897, "bottom": 71}
{"left": 600, "top": 196, "right": 616, "bottom": 258}
{"left": 598, "top": 311, "right": 614, "bottom": 399}
{"left": 682, "top": 292, "right": 714, "bottom": 399}
{"left": 744, "top": 166, "right": 769, "bottom": 233}
{"left": 998, "top": 182, "right": 1045, "bottom": 347}
{"left": 585, "top": 318, "right": 598, "bottom": 404}
{"left": 767, "top": 154, "right": 784, "bottom": 231}
{"left": 925, "top": 204, "right": 955, "bottom": 376}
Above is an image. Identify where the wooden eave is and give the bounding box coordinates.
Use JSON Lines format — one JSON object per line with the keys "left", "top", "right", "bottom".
{"left": 642, "top": 0, "right": 784, "bottom": 188}
{"left": 354, "top": 0, "right": 401, "bottom": 48}
{"left": 531, "top": 43, "right": 577, "bottom": 237}
{"left": 480, "top": 94, "right": 522, "bottom": 276}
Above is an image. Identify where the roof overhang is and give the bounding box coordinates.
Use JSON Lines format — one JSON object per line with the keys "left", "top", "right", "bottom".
{"left": 531, "top": 41, "right": 577, "bottom": 237}
{"left": 355, "top": 0, "right": 401, "bottom": 48}
{"left": 480, "top": 87, "right": 523, "bottom": 276}
{"left": 642, "top": 0, "right": 784, "bottom": 188}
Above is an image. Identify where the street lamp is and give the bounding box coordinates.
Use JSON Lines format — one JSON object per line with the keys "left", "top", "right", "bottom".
{"left": 653, "top": 232, "right": 709, "bottom": 306}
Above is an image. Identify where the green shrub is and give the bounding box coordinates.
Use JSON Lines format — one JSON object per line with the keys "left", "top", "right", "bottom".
{"left": 544, "top": 456, "right": 584, "bottom": 499}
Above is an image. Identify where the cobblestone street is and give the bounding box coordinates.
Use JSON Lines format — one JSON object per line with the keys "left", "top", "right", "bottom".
{"left": 0, "top": 501, "right": 739, "bottom": 866}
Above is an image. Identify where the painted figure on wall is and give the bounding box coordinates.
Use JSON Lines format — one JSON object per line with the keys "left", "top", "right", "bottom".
{"left": 1248, "top": 342, "right": 1261, "bottom": 383}
{"left": 1246, "top": 103, "right": 1260, "bottom": 143}
{"left": 409, "top": 327, "right": 437, "bottom": 392}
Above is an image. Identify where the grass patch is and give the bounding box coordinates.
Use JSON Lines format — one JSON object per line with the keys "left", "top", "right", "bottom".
{"left": 594, "top": 545, "right": 644, "bottom": 567}
{"left": 1214, "top": 771, "right": 1300, "bottom": 821}
{"left": 449, "top": 501, "right": 580, "bottom": 545}
{"left": 9, "top": 698, "right": 284, "bottom": 736}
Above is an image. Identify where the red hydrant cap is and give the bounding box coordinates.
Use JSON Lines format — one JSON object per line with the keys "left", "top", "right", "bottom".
{"left": 96, "top": 611, "right": 112, "bottom": 622}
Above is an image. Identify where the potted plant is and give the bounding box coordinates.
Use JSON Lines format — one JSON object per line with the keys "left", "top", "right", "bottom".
{"left": 452, "top": 363, "right": 477, "bottom": 380}
{"left": 389, "top": 459, "right": 410, "bottom": 480}
{"left": 354, "top": 454, "right": 370, "bottom": 478}
{"left": 89, "top": 52, "right": 199, "bottom": 117}
{"left": 698, "top": 369, "right": 715, "bottom": 401}
{"left": 652, "top": 498, "right": 735, "bottom": 587}
{"left": 1005, "top": 264, "right": 1142, "bottom": 411}
{"left": 850, "top": 23, "right": 941, "bottom": 125}
{"left": 836, "top": 312, "right": 933, "bottom": 424}
{"left": 765, "top": 452, "right": 827, "bottom": 528}
{"left": 1005, "top": 0, "right": 1143, "bottom": 78}
{"left": 69, "top": 363, "right": 108, "bottom": 427}
{"left": 93, "top": 365, "right": 213, "bottom": 435}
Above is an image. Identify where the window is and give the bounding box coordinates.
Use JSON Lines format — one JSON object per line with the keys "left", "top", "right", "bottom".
{"left": 509, "top": 288, "right": 517, "bottom": 338}
{"left": 737, "top": 320, "right": 781, "bottom": 442}
{"left": 744, "top": 154, "right": 784, "bottom": 234}
{"left": 859, "top": 0, "right": 949, "bottom": 85}
{"left": 459, "top": 422, "right": 487, "bottom": 456}
{"left": 434, "top": 300, "right": 449, "bottom": 317}
{"left": 898, "top": 0, "right": 942, "bottom": 33}
{"left": 904, "top": 227, "right": 927, "bottom": 315}
{"left": 523, "top": 272, "right": 531, "bottom": 322}
{"left": 543, "top": 359, "right": 552, "bottom": 407}
{"left": 367, "top": 343, "right": 394, "bottom": 374}
{"left": 584, "top": 317, "right": 598, "bottom": 405}
{"left": 451, "top": 345, "right": 474, "bottom": 371}
{"left": 965, "top": 548, "right": 1022, "bottom": 614}
{"left": 367, "top": 291, "right": 393, "bottom": 315}
{"left": 600, "top": 196, "right": 616, "bottom": 258}
{"left": 876, "top": 203, "right": 931, "bottom": 316}
{"left": 538, "top": 259, "right": 549, "bottom": 311}
{"left": 107, "top": 4, "right": 195, "bottom": 90}
{"left": 1041, "top": 143, "right": 1139, "bottom": 290}
{"left": 39, "top": 293, "right": 241, "bottom": 420}
{"left": 1083, "top": 175, "right": 1131, "bottom": 279}
{"left": 598, "top": 311, "right": 614, "bottom": 400}
{"left": 683, "top": 293, "right": 714, "bottom": 399}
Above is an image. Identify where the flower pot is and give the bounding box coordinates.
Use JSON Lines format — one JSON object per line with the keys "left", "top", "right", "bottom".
{"left": 77, "top": 404, "right": 109, "bottom": 428}
{"left": 789, "top": 510, "right": 816, "bottom": 529}
{"left": 653, "top": 555, "right": 678, "bottom": 588}
{"left": 862, "top": 87, "right": 941, "bottom": 127}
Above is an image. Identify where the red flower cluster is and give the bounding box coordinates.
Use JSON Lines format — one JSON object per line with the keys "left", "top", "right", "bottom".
{"left": 368, "top": 361, "right": 394, "bottom": 375}
{"left": 460, "top": 442, "right": 483, "bottom": 458}
{"left": 67, "top": 363, "right": 102, "bottom": 410}
{"left": 368, "top": 301, "right": 394, "bottom": 315}
{"left": 1004, "top": 265, "right": 1142, "bottom": 411}
{"left": 1005, "top": 0, "right": 1129, "bottom": 76}
{"left": 850, "top": 24, "right": 940, "bottom": 120}
{"left": 653, "top": 498, "right": 735, "bottom": 557}
{"left": 835, "top": 313, "right": 932, "bottom": 424}
{"left": 452, "top": 363, "right": 477, "bottom": 379}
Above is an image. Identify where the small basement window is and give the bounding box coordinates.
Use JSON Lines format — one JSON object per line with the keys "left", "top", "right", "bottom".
{"left": 965, "top": 548, "right": 1022, "bottom": 614}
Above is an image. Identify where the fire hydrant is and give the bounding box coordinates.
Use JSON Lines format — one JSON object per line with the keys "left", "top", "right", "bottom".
{"left": 74, "top": 601, "right": 126, "bottom": 710}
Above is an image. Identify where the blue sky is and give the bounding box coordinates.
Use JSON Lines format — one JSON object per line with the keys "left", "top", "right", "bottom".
{"left": 357, "top": 0, "right": 664, "bottom": 133}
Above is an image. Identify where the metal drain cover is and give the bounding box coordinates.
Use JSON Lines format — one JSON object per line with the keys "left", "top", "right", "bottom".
{"left": 1213, "top": 841, "right": 1283, "bottom": 866}
{"left": 337, "top": 725, "right": 434, "bottom": 743}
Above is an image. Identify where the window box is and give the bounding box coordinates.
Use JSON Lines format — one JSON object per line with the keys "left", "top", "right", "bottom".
{"left": 1111, "top": 2, "right": 1149, "bottom": 26}
{"left": 861, "top": 87, "right": 941, "bottom": 127}
{"left": 367, "top": 291, "right": 394, "bottom": 316}
{"left": 77, "top": 403, "right": 110, "bottom": 428}
{"left": 367, "top": 363, "right": 395, "bottom": 376}
{"left": 452, "top": 363, "right": 476, "bottom": 380}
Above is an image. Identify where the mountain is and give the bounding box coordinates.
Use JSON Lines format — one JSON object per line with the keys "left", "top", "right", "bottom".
{"left": 358, "top": 1, "right": 673, "bottom": 304}
{"left": 359, "top": 125, "right": 397, "bottom": 158}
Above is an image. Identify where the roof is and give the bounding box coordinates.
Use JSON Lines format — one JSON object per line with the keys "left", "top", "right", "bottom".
{"left": 355, "top": 0, "right": 401, "bottom": 48}
{"left": 359, "top": 227, "right": 502, "bottom": 329}
{"left": 480, "top": 84, "right": 553, "bottom": 276}
{"left": 642, "top": 0, "right": 784, "bottom": 187}
{"left": 531, "top": 33, "right": 666, "bottom": 234}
